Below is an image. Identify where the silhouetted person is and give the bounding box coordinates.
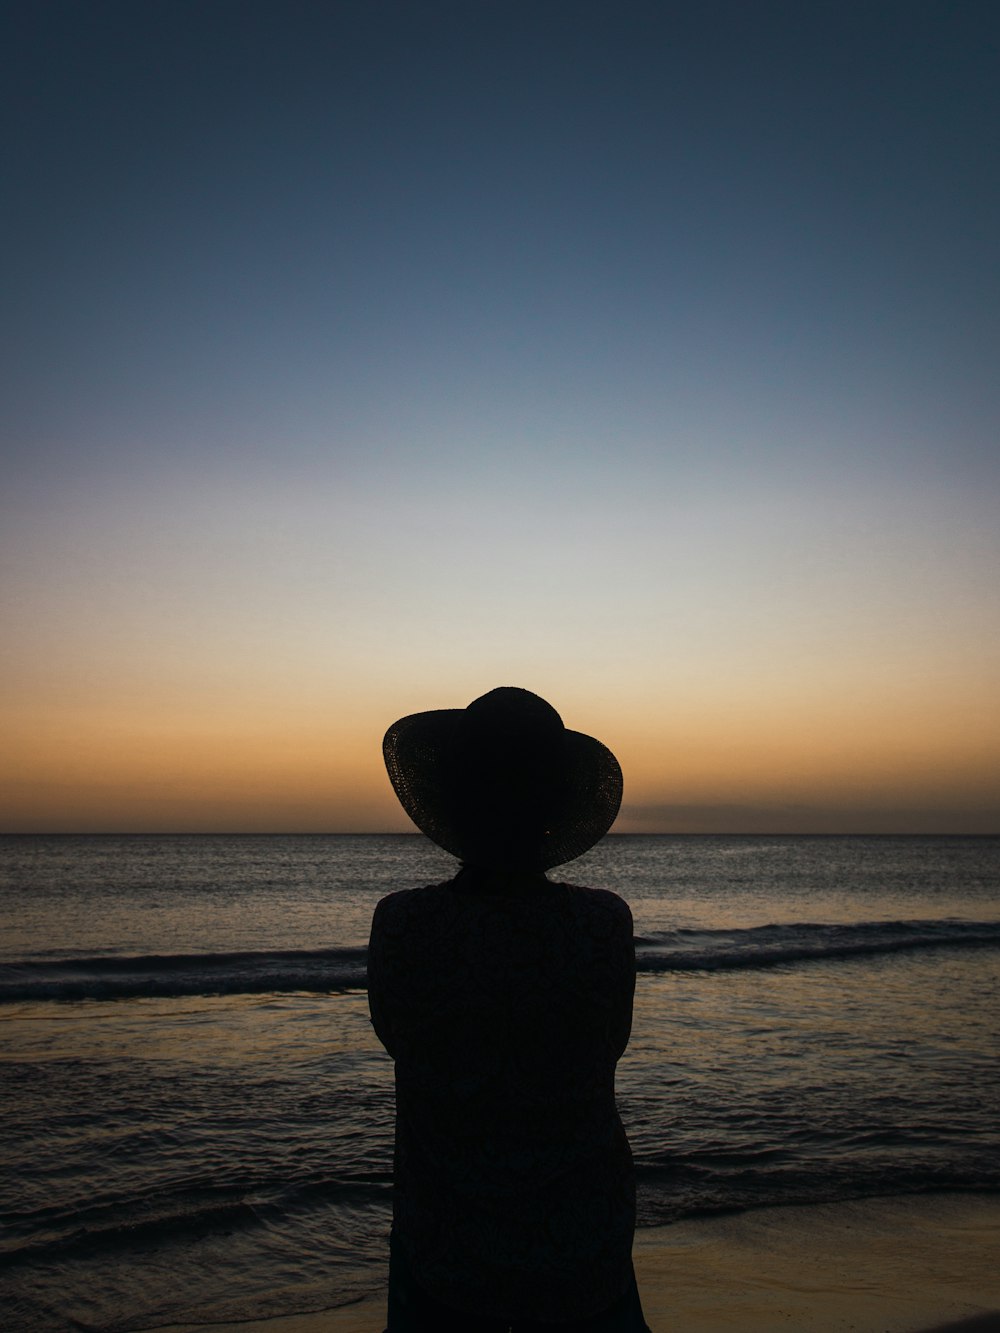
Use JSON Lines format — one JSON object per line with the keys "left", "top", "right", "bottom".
{"left": 369, "top": 687, "right": 650, "bottom": 1332}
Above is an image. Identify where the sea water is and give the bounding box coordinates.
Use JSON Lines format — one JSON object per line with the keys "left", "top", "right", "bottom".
{"left": 1, "top": 834, "right": 998, "bottom": 1332}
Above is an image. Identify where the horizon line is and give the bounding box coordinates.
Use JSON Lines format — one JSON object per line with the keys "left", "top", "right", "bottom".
{"left": 2, "top": 830, "right": 998, "bottom": 839}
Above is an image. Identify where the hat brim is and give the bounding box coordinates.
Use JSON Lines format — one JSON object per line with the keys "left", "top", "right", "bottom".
{"left": 383, "top": 707, "right": 622, "bottom": 870}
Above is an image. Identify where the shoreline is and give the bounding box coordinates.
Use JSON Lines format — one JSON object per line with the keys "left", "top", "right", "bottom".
{"left": 146, "top": 1191, "right": 1000, "bottom": 1333}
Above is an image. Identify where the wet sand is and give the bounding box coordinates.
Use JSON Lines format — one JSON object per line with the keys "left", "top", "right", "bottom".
{"left": 153, "top": 1192, "right": 1000, "bottom": 1333}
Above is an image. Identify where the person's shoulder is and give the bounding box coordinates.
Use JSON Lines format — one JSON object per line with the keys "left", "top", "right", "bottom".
{"left": 556, "top": 882, "right": 633, "bottom": 924}
{"left": 372, "top": 879, "right": 456, "bottom": 923}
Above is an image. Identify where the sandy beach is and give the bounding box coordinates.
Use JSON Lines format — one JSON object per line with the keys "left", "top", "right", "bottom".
{"left": 151, "top": 1192, "right": 1000, "bottom": 1333}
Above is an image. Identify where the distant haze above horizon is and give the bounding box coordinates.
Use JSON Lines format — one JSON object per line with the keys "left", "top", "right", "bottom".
{"left": 3, "top": 2, "right": 998, "bottom": 835}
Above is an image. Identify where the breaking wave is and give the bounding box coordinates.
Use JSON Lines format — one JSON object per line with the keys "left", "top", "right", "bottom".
{"left": 3, "top": 919, "right": 998, "bottom": 1002}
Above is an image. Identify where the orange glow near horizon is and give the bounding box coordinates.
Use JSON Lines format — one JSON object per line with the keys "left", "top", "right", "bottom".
{"left": 4, "top": 665, "right": 998, "bottom": 833}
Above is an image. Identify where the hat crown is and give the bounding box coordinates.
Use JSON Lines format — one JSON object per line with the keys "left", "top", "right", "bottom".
{"left": 463, "top": 687, "right": 564, "bottom": 752}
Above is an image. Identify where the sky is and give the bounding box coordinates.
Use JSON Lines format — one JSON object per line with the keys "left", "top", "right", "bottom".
{"left": 2, "top": 0, "right": 998, "bottom": 834}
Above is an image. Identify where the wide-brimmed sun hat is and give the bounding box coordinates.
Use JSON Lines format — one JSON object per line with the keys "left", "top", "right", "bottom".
{"left": 383, "top": 686, "right": 623, "bottom": 871}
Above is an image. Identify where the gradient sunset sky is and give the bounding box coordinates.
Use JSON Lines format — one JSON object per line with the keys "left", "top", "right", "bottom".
{"left": 3, "top": 1, "right": 998, "bottom": 834}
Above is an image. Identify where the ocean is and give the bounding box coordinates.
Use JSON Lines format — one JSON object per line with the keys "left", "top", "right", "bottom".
{"left": 2, "top": 834, "right": 998, "bottom": 1332}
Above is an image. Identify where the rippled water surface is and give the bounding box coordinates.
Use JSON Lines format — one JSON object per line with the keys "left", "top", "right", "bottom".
{"left": 2, "top": 834, "right": 998, "bottom": 1332}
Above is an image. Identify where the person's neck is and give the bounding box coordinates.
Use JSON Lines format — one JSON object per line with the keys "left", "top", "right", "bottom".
{"left": 454, "top": 864, "right": 550, "bottom": 894}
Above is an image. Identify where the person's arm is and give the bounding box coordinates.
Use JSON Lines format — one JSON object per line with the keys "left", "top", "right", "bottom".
{"left": 610, "top": 899, "right": 637, "bottom": 1060}
{"left": 367, "top": 897, "right": 397, "bottom": 1058}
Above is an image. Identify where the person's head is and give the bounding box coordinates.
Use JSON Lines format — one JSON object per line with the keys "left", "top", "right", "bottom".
{"left": 383, "top": 687, "right": 622, "bottom": 871}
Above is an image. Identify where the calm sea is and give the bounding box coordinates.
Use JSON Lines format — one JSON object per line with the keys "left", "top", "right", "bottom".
{"left": 2, "top": 834, "right": 998, "bottom": 1332}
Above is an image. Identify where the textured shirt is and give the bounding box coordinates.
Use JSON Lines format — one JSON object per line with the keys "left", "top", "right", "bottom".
{"left": 367, "top": 867, "right": 637, "bottom": 1323}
